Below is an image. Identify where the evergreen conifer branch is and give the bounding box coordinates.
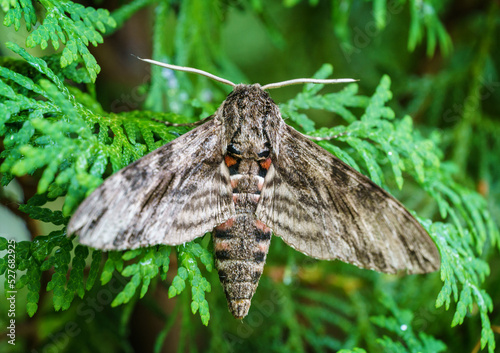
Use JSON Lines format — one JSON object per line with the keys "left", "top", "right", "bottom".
{"left": 370, "top": 293, "right": 447, "bottom": 352}
{"left": 330, "top": 0, "right": 452, "bottom": 58}
{"left": 2, "top": 0, "right": 116, "bottom": 81}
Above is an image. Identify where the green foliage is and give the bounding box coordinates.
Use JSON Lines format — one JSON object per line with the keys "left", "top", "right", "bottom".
{"left": 0, "top": 1, "right": 499, "bottom": 353}
{"left": 329, "top": 0, "right": 452, "bottom": 58}
{"left": 104, "top": 246, "right": 170, "bottom": 306}
{"left": 0, "top": 228, "right": 102, "bottom": 316}
{"left": 169, "top": 243, "right": 213, "bottom": 326}
{"left": 2, "top": 0, "right": 116, "bottom": 81}
{"left": 98, "top": 241, "right": 211, "bottom": 325}
{"left": 338, "top": 349, "right": 368, "bottom": 353}
{"left": 428, "top": 221, "right": 496, "bottom": 350}
{"left": 370, "top": 294, "right": 446, "bottom": 353}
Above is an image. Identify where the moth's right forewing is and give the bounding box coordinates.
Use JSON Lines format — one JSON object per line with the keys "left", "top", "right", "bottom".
{"left": 257, "top": 124, "right": 440, "bottom": 274}
{"left": 68, "top": 118, "right": 235, "bottom": 250}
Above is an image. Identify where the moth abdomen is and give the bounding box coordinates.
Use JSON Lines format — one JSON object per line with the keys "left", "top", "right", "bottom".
{"left": 253, "top": 251, "right": 266, "bottom": 263}
{"left": 213, "top": 156, "right": 273, "bottom": 318}
{"left": 216, "top": 262, "right": 263, "bottom": 284}
{"left": 213, "top": 216, "right": 271, "bottom": 318}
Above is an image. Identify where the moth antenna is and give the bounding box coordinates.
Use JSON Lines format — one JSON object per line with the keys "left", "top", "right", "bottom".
{"left": 135, "top": 56, "right": 236, "bottom": 88}
{"left": 262, "top": 78, "right": 358, "bottom": 90}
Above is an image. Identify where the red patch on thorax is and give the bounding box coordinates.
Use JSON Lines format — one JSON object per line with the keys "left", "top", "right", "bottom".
{"left": 225, "top": 155, "right": 237, "bottom": 167}
{"left": 260, "top": 158, "right": 272, "bottom": 170}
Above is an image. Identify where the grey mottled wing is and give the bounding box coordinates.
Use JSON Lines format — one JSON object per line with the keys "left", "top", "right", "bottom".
{"left": 68, "top": 118, "right": 235, "bottom": 250}
{"left": 256, "top": 124, "right": 440, "bottom": 274}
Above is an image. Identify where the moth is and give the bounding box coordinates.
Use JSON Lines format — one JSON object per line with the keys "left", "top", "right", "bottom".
{"left": 68, "top": 59, "right": 440, "bottom": 319}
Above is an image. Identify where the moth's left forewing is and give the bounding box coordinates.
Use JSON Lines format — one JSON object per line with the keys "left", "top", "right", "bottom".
{"left": 256, "top": 123, "right": 440, "bottom": 274}
{"left": 68, "top": 117, "right": 235, "bottom": 250}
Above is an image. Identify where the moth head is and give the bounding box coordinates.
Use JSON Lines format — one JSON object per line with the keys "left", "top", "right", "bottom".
{"left": 219, "top": 84, "right": 279, "bottom": 159}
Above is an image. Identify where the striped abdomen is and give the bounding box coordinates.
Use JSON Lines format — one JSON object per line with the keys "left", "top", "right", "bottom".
{"left": 213, "top": 155, "right": 272, "bottom": 319}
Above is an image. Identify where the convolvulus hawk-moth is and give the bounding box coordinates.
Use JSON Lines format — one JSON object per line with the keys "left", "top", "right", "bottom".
{"left": 68, "top": 60, "right": 440, "bottom": 319}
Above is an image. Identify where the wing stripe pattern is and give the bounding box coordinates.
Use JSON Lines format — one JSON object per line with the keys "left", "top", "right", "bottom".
{"left": 68, "top": 118, "right": 235, "bottom": 250}
{"left": 256, "top": 123, "right": 440, "bottom": 274}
